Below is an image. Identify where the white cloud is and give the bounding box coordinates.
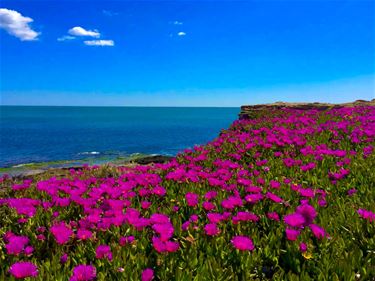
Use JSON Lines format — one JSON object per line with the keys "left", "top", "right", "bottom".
{"left": 68, "top": 26, "right": 100, "bottom": 38}
{"left": 0, "top": 8, "right": 40, "bottom": 41}
{"left": 84, "top": 39, "right": 114, "bottom": 46}
{"left": 173, "top": 21, "right": 183, "bottom": 25}
{"left": 57, "top": 35, "right": 75, "bottom": 41}
{"left": 177, "top": 31, "right": 186, "bottom": 36}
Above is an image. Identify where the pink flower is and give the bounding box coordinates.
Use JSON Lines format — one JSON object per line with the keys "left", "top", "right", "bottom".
{"left": 204, "top": 190, "right": 218, "bottom": 200}
{"left": 231, "top": 236, "right": 255, "bottom": 251}
{"left": 77, "top": 229, "right": 92, "bottom": 240}
{"left": 221, "top": 196, "right": 243, "bottom": 209}
{"left": 245, "top": 193, "right": 263, "bottom": 204}
{"left": 318, "top": 199, "right": 327, "bottom": 207}
{"left": 299, "top": 242, "right": 307, "bottom": 253}
{"left": 181, "top": 221, "right": 190, "bottom": 231}
{"left": 95, "top": 245, "right": 113, "bottom": 261}
{"left": 296, "top": 204, "right": 317, "bottom": 226}
{"left": 24, "top": 246, "right": 34, "bottom": 256}
{"left": 189, "top": 214, "right": 199, "bottom": 223}
{"left": 284, "top": 213, "right": 305, "bottom": 228}
{"left": 298, "top": 188, "right": 315, "bottom": 198}
{"left": 5, "top": 235, "right": 29, "bottom": 255}
{"left": 309, "top": 224, "right": 327, "bottom": 239}
{"left": 141, "top": 201, "right": 152, "bottom": 209}
{"left": 232, "top": 211, "right": 259, "bottom": 224}
{"left": 142, "top": 268, "right": 154, "bottom": 281}
{"left": 186, "top": 192, "right": 199, "bottom": 207}
{"left": 269, "top": 180, "right": 281, "bottom": 189}
{"left": 9, "top": 261, "right": 38, "bottom": 279}
{"left": 119, "top": 236, "right": 135, "bottom": 246}
{"left": 70, "top": 265, "right": 96, "bottom": 281}
{"left": 152, "top": 236, "right": 166, "bottom": 253}
{"left": 150, "top": 213, "right": 170, "bottom": 224}
{"left": 204, "top": 223, "right": 220, "bottom": 236}
{"left": 37, "top": 234, "right": 45, "bottom": 241}
{"left": 358, "top": 209, "right": 375, "bottom": 222}
{"left": 165, "top": 240, "right": 179, "bottom": 252}
{"left": 285, "top": 228, "right": 300, "bottom": 241}
{"left": 152, "top": 223, "right": 174, "bottom": 241}
{"left": 60, "top": 253, "right": 68, "bottom": 264}
{"left": 266, "top": 212, "right": 280, "bottom": 221}
{"left": 202, "top": 201, "right": 216, "bottom": 211}
{"left": 36, "top": 226, "right": 46, "bottom": 233}
{"left": 207, "top": 213, "right": 223, "bottom": 224}
{"left": 50, "top": 222, "right": 73, "bottom": 245}
{"left": 347, "top": 189, "right": 357, "bottom": 196}
{"left": 266, "top": 192, "right": 283, "bottom": 203}
{"left": 152, "top": 186, "right": 166, "bottom": 196}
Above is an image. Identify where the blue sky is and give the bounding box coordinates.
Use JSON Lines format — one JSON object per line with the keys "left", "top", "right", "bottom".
{"left": 0, "top": 0, "right": 374, "bottom": 106}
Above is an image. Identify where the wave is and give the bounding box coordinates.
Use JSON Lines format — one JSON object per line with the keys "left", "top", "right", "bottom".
{"left": 78, "top": 151, "right": 100, "bottom": 155}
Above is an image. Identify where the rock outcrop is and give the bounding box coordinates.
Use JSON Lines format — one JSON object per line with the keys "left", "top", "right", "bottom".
{"left": 239, "top": 99, "right": 375, "bottom": 119}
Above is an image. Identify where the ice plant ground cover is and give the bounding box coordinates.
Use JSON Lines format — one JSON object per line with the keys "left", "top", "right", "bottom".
{"left": 0, "top": 106, "right": 374, "bottom": 280}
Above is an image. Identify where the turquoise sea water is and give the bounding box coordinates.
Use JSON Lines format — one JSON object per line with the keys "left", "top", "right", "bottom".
{"left": 0, "top": 106, "right": 239, "bottom": 168}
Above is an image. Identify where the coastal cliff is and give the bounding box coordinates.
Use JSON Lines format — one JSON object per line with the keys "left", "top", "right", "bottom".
{"left": 239, "top": 99, "right": 375, "bottom": 119}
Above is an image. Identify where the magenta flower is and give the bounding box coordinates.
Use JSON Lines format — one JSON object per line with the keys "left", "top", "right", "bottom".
{"left": 77, "top": 229, "right": 93, "bottom": 240}
{"left": 204, "top": 223, "right": 220, "bottom": 236}
{"left": 347, "top": 189, "right": 357, "bottom": 196}
{"left": 189, "top": 214, "right": 199, "bottom": 223}
{"left": 186, "top": 192, "right": 199, "bottom": 207}
{"left": 24, "top": 246, "right": 34, "bottom": 256}
{"left": 202, "top": 201, "right": 216, "bottom": 211}
{"left": 298, "top": 188, "right": 315, "bottom": 198}
{"left": 141, "top": 201, "right": 152, "bottom": 209}
{"left": 152, "top": 236, "right": 166, "bottom": 253}
{"left": 165, "top": 240, "right": 180, "bottom": 252}
{"left": 318, "top": 199, "right": 327, "bottom": 207}
{"left": 284, "top": 213, "right": 306, "bottom": 228}
{"left": 5, "top": 235, "right": 29, "bottom": 255}
{"left": 285, "top": 228, "right": 300, "bottom": 241}
{"left": 36, "top": 226, "right": 46, "bottom": 233}
{"left": 204, "top": 190, "right": 218, "bottom": 200}
{"left": 232, "top": 211, "right": 259, "bottom": 224}
{"left": 150, "top": 213, "right": 170, "bottom": 224}
{"left": 95, "top": 245, "right": 113, "bottom": 261}
{"left": 50, "top": 222, "right": 73, "bottom": 245}
{"left": 36, "top": 234, "right": 45, "bottom": 241}
{"left": 119, "top": 236, "right": 135, "bottom": 246}
{"left": 266, "top": 192, "right": 283, "bottom": 203}
{"left": 142, "top": 268, "right": 154, "bottom": 281}
{"left": 309, "top": 224, "right": 327, "bottom": 239}
{"left": 70, "top": 265, "right": 96, "bottom": 281}
{"left": 231, "top": 236, "right": 255, "bottom": 251}
{"left": 245, "top": 193, "right": 263, "bottom": 204}
{"left": 152, "top": 186, "right": 166, "bottom": 196}
{"left": 269, "top": 180, "right": 281, "bottom": 189}
{"left": 60, "top": 253, "right": 68, "bottom": 264}
{"left": 181, "top": 221, "right": 190, "bottom": 231}
{"left": 266, "top": 212, "right": 280, "bottom": 221}
{"left": 296, "top": 204, "right": 317, "bottom": 226}
{"left": 152, "top": 223, "right": 174, "bottom": 241}
{"left": 207, "top": 213, "right": 223, "bottom": 224}
{"left": 299, "top": 242, "right": 307, "bottom": 253}
{"left": 9, "top": 261, "right": 38, "bottom": 279}
{"left": 358, "top": 208, "right": 375, "bottom": 222}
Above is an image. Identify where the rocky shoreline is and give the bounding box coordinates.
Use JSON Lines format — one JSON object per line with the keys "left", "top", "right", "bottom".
{"left": 1, "top": 154, "right": 174, "bottom": 179}
{"left": 239, "top": 99, "right": 375, "bottom": 119}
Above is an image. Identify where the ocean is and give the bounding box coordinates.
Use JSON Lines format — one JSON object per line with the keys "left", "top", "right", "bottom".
{"left": 0, "top": 106, "right": 239, "bottom": 168}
